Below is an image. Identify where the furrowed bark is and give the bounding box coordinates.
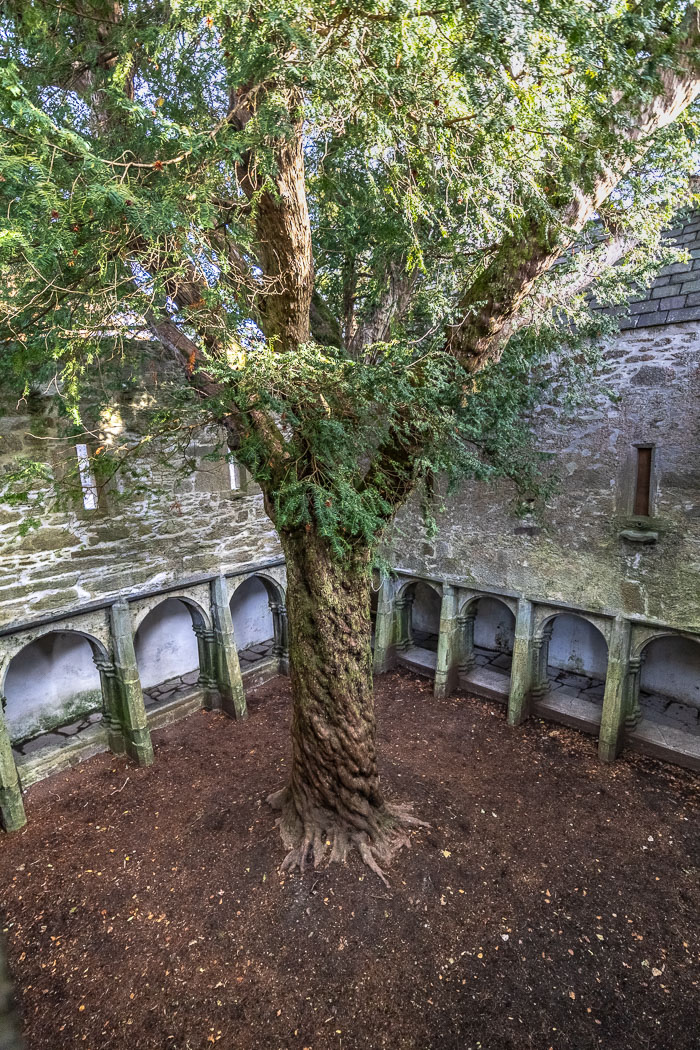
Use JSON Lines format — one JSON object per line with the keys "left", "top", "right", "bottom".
{"left": 348, "top": 260, "right": 418, "bottom": 357}
{"left": 229, "top": 86, "right": 314, "bottom": 353}
{"left": 268, "top": 529, "right": 424, "bottom": 881}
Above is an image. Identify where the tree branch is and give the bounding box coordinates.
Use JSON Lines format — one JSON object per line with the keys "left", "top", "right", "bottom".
{"left": 348, "top": 261, "right": 418, "bottom": 356}
{"left": 447, "top": 10, "right": 700, "bottom": 371}
{"left": 228, "top": 84, "right": 314, "bottom": 353}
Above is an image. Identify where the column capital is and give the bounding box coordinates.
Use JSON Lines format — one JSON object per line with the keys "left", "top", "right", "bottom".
{"left": 193, "top": 625, "right": 215, "bottom": 642}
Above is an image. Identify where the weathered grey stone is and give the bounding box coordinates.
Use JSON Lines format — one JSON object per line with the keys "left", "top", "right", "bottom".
{"left": 434, "top": 584, "right": 460, "bottom": 699}
{"left": 110, "top": 601, "right": 153, "bottom": 767}
{"left": 210, "top": 575, "right": 246, "bottom": 720}
{"left": 0, "top": 707, "right": 25, "bottom": 833}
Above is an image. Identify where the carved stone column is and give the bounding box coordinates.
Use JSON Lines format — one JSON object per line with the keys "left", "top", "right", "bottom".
{"left": 434, "top": 585, "right": 460, "bottom": 699}
{"left": 194, "top": 626, "right": 220, "bottom": 711}
{"left": 93, "top": 656, "right": 126, "bottom": 755}
{"left": 0, "top": 698, "right": 25, "bottom": 833}
{"left": 278, "top": 603, "right": 289, "bottom": 674}
{"left": 395, "top": 594, "right": 414, "bottom": 652}
{"left": 109, "top": 601, "right": 153, "bottom": 767}
{"left": 457, "top": 609, "right": 477, "bottom": 678}
{"left": 624, "top": 654, "right": 645, "bottom": 731}
{"left": 507, "top": 597, "right": 535, "bottom": 726}
{"left": 209, "top": 576, "right": 247, "bottom": 720}
{"left": 372, "top": 579, "right": 398, "bottom": 675}
{"left": 599, "top": 617, "right": 632, "bottom": 763}
{"left": 270, "top": 598, "right": 290, "bottom": 673}
{"left": 530, "top": 623, "right": 554, "bottom": 703}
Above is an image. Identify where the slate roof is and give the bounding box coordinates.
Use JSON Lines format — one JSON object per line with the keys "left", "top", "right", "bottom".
{"left": 618, "top": 215, "right": 700, "bottom": 330}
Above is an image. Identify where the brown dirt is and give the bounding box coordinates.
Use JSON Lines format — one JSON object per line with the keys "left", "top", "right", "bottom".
{"left": 1, "top": 669, "right": 699, "bottom": 1050}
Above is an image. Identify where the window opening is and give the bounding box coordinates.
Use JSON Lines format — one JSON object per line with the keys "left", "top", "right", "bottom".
{"left": 229, "top": 458, "right": 241, "bottom": 491}
{"left": 75, "top": 444, "right": 98, "bottom": 510}
{"left": 633, "top": 446, "right": 653, "bottom": 517}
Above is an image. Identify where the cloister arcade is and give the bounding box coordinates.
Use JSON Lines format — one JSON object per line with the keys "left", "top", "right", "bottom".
{"left": 373, "top": 571, "right": 700, "bottom": 770}
{"left": 0, "top": 561, "right": 288, "bottom": 832}
{"left": 1, "top": 559, "right": 698, "bottom": 834}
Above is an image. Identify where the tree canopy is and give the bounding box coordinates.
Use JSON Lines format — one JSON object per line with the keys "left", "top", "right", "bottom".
{"left": 2, "top": 0, "right": 700, "bottom": 549}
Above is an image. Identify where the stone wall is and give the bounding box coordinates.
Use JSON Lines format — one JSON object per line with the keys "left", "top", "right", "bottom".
{"left": 229, "top": 576, "right": 275, "bottom": 650}
{"left": 133, "top": 598, "right": 200, "bottom": 691}
{"left": 391, "top": 318, "right": 700, "bottom": 635}
{"left": 0, "top": 395, "right": 282, "bottom": 631}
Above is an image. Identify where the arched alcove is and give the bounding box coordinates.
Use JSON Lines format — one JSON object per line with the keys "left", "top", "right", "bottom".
{"left": 637, "top": 635, "right": 700, "bottom": 735}
{"left": 230, "top": 576, "right": 276, "bottom": 666}
{"left": 459, "top": 596, "right": 516, "bottom": 702}
{"left": 532, "top": 613, "right": 609, "bottom": 734}
{"left": 409, "top": 582, "right": 441, "bottom": 651}
{"left": 134, "top": 598, "right": 201, "bottom": 697}
{"left": 473, "top": 597, "right": 515, "bottom": 667}
{"left": 547, "top": 613, "right": 608, "bottom": 685}
{"left": 395, "top": 580, "right": 442, "bottom": 679}
{"left": 4, "top": 631, "right": 103, "bottom": 747}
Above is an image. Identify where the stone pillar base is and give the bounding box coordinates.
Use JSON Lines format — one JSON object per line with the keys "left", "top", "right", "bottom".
{"left": 0, "top": 785, "right": 26, "bottom": 833}
{"left": 125, "top": 727, "right": 154, "bottom": 767}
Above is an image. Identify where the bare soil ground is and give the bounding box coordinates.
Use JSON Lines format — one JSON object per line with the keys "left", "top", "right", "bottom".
{"left": 1, "top": 669, "right": 699, "bottom": 1050}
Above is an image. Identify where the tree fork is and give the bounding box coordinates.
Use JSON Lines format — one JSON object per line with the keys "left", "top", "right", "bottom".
{"left": 268, "top": 530, "right": 426, "bottom": 881}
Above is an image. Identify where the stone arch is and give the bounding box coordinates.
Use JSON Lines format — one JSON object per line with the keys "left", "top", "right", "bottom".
{"left": 230, "top": 571, "right": 286, "bottom": 607}
{"left": 398, "top": 579, "right": 442, "bottom": 653}
{"left": 458, "top": 595, "right": 517, "bottom": 700}
{"left": 133, "top": 597, "right": 204, "bottom": 695}
{"left": 530, "top": 612, "right": 610, "bottom": 729}
{"left": 2, "top": 629, "right": 107, "bottom": 746}
{"left": 131, "top": 592, "right": 210, "bottom": 634}
{"left": 536, "top": 607, "right": 612, "bottom": 646}
{"left": 229, "top": 573, "right": 285, "bottom": 663}
{"left": 397, "top": 577, "right": 442, "bottom": 602}
{"left": 630, "top": 625, "right": 700, "bottom": 662}
{"left": 633, "top": 633, "right": 700, "bottom": 735}
{"left": 459, "top": 592, "right": 517, "bottom": 620}
{"left": 540, "top": 611, "right": 609, "bottom": 680}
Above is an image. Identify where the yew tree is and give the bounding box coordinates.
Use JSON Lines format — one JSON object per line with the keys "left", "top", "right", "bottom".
{"left": 2, "top": 0, "right": 700, "bottom": 877}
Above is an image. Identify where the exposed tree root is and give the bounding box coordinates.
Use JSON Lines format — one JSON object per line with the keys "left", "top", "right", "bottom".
{"left": 267, "top": 787, "right": 429, "bottom": 885}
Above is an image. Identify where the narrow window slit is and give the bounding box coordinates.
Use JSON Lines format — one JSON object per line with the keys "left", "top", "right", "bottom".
{"left": 633, "top": 446, "right": 653, "bottom": 517}
{"left": 75, "top": 443, "right": 98, "bottom": 510}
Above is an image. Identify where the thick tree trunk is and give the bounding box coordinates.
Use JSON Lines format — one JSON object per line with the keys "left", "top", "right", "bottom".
{"left": 268, "top": 531, "right": 423, "bottom": 880}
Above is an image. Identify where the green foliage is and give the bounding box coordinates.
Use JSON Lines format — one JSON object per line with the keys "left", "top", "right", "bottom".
{"left": 0, "top": 0, "right": 698, "bottom": 555}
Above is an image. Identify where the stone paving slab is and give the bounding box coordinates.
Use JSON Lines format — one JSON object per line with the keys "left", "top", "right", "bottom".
{"left": 638, "top": 691, "right": 700, "bottom": 734}
{"left": 398, "top": 646, "right": 437, "bottom": 677}
{"left": 534, "top": 689, "right": 602, "bottom": 736}
{"left": 554, "top": 671, "right": 593, "bottom": 691}
{"left": 412, "top": 631, "right": 439, "bottom": 653}
{"left": 627, "top": 720, "right": 700, "bottom": 772}
{"left": 460, "top": 667, "right": 510, "bottom": 703}
{"left": 16, "top": 724, "right": 109, "bottom": 790}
